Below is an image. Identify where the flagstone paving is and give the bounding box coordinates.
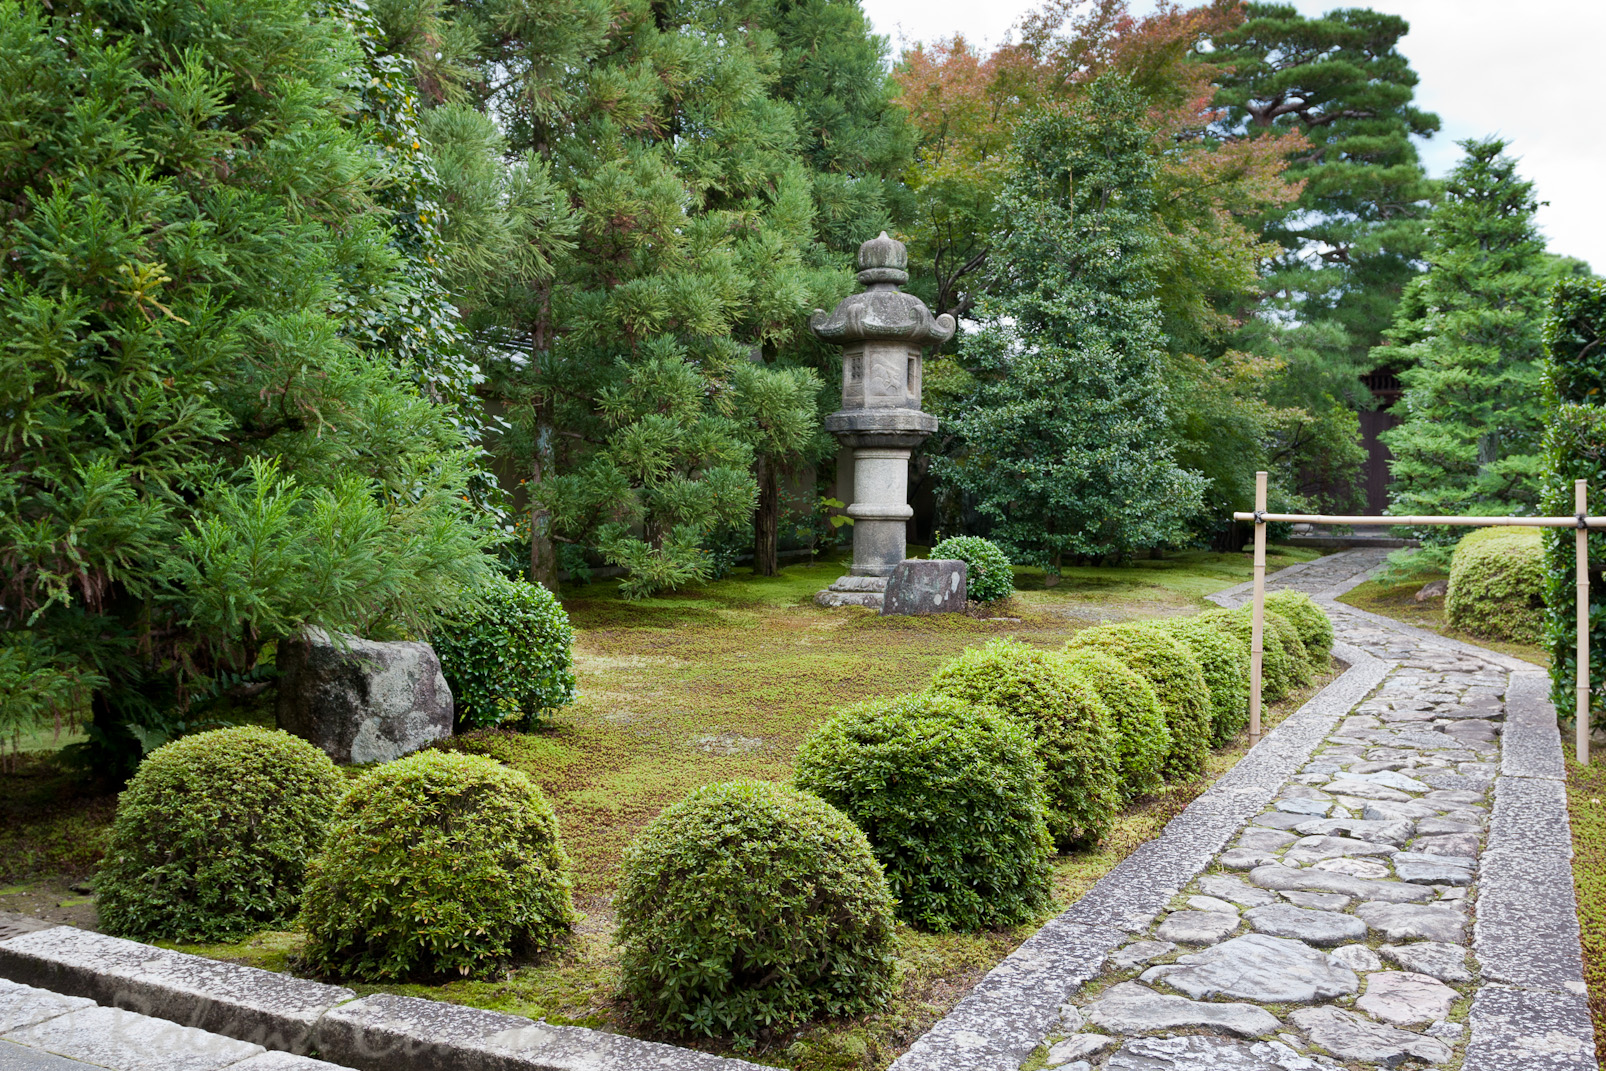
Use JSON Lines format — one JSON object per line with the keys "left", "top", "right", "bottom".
{"left": 1025, "top": 548, "right": 1597, "bottom": 1071}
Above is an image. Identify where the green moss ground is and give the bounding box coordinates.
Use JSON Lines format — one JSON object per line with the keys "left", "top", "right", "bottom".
{"left": 1, "top": 545, "right": 1323, "bottom": 1069}
{"left": 1567, "top": 758, "right": 1606, "bottom": 1057}
{"left": 1337, "top": 573, "right": 1549, "bottom": 667}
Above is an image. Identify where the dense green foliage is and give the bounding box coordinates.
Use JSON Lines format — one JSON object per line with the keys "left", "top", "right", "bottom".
{"left": 301, "top": 752, "right": 576, "bottom": 980}
{"left": 928, "top": 640, "right": 1119, "bottom": 848}
{"left": 430, "top": 0, "right": 896, "bottom": 595}
{"left": 1059, "top": 648, "right": 1170, "bottom": 801}
{"left": 97, "top": 728, "right": 341, "bottom": 941}
{"left": 0, "top": 0, "right": 494, "bottom": 773}
{"left": 1198, "top": 607, "right": 1294, "bottom": 702}
{"left": 434, "top": 576, "right": 576, "bottom": 729}
{"left": 929, "top": 536, "right": 1014, "bottom": 603}
{"left": 1156, "top": 616, "right": 1250, "bottom": 746}
{"left": 938, "top": 77, "right": 1204, "bottom": 569}
{"left": 1541, "top": 278, "right": 1606, "bottom": 727}
{"left": 614, "top": 780, "right": 897, "bottom": 1037}
{"left": 1446, "top": 528, "right": 1544, "bottom": 643}
{"left": 1381, "top": 139, "right": 1582, "bottom": 526}
{"left": 794, "top": 693, "right": 1053, "bottom": 932}
{"left": 1266, "top": 611, "right": 1313, "bottom": 689}
{"left": 1064, "top": 622, "right": 1210, "bottom": 779}
{"left": 1263, "top": 591, "right": 1334, "bottom": 664}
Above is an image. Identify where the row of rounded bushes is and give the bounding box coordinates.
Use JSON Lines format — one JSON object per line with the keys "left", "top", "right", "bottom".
{"left": 97, "top": 729, "right": 578, "bottom": 980}
{"left": 97, "top": 590, "right": 1332, "bottom": 1040}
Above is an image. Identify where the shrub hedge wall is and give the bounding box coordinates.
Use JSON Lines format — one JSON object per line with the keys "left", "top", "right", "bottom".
{"left": 1064, "top": 623, "right": 1211, "bottom": 780}
{"left": 794, "top": 693, "right": 1053, "bottom": 933}
{"left": 1446, "top": 527, "right": 1545, "bottom": 643}
{"left": 1542, "top": 278, "right": 1606, "bottom": 729}
{"left": 928, "top": 639, "right": 1120, "bottom": 848}
{"left": 615, "top": 780, "right": 896, "bottom": 1037}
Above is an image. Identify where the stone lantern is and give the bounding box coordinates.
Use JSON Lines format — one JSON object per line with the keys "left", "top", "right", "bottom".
{"left": 812, "top": 232, "right": 955, "bottom": 608}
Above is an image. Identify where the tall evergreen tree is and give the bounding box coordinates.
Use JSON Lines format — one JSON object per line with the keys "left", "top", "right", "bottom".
{"left": 767, "top": 0, "right": 914, "bottom": 253}
{"left": 438, "top": 0, "right": 868, "bottom": 594}
{"left": 0, "top": 0, "right": 495, "bottom": 771}
{"left": 939, "top": 76, "right": 1205, "bottom": 568}
{"left": 1380, "top": 138, "right": 1587, "bottom": 522}
{"left": 1208, "top": 3, "right": 1441, "bottom": 401}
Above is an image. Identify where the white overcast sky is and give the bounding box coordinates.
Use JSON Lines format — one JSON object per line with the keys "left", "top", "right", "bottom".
{"left": 861, "top": 0, "right": 1606, "bottom": 271}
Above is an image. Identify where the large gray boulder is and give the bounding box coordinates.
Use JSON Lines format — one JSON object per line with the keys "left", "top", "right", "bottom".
{"left": 276, "top": 628, "right": 453, "bottom": 764}
{"left": 881, "top": 559, "right": 966, "bottom": 616}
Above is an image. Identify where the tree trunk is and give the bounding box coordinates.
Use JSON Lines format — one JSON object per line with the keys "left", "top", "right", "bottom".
{"left": 753, "top": 457, "right": 780, "bottom": 576}
{"left": 528, "top": 423, "right": 560, "bottom": 591}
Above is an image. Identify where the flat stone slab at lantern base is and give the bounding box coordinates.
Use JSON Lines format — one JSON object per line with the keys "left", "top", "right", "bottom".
{"left": 881, "top": 559, "right": 966, "bottom": 616}
{"left": 814, "top": 574, "right": 888, "bottom": 609}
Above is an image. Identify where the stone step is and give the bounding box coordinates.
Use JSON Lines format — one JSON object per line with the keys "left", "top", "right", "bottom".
{"left": 827, "top": 576, "right": 888, "bottom": 592}
{"left": 814, "top": 591, "right": 883, "bottom": 609}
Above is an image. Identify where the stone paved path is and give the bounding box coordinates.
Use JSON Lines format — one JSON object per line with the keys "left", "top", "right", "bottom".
{"left": 1029, "top": 548, "right": 1597, "bottom": 1071}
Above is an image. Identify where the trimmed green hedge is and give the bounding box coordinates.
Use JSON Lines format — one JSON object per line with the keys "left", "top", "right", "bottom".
{"left": 1447, "top": 527, "right": 1544, "bottom": 643}
{"left": 615, "top": 780, "right": 896, "bottom": 1037}
{"left": 1059, "top": 648, "right": 1170, "bottom": 800}
{"left": 1266, "top": 610, "right": 1313, "bottom": 689}
{"left": 928, "top": 639, "right": 1120, "bottom": 848}
{"left": 97, "top": 727, "right": 342, "bottom": 942}
{"left": 930, "top": 536, "right": 1014, "bottom": 602}
{"left": 1064, "top": 623, "right": 1211, "bottom": 780}
{"left": 300, "top": 751, "right": 576, "bottom": 980}
{"left": 794, "top": 693, "right": 1053, "bottom": 933}
{"left": 1156, "top": 615, "right": 1250, "bottom": 745}
{"left": 1264, "top": 591, "right": 1334, "bottom": 664}
{"left": 1196, "top": 607, "right": 1292, "bottom": 702}
{"left": 1542, "top": 278, "right": 1606, "bottom": 729}
{"left": 434, "top": 575, "right": 576, "bottom": 729}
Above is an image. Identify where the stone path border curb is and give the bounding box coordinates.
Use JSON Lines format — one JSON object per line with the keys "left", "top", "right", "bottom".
{"left": 885, "top": 646, "right": 1389, "bottom": 1071}
{"left": 0, "top": 927, "right": 766, "bottom": 1071}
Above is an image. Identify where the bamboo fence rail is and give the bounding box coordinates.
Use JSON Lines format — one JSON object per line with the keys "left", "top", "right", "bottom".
{"left": 1232, "top": 473, "right": 1592, "bottom": 764}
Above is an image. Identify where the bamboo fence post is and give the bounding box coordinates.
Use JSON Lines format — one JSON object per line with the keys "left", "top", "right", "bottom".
{"left": 1578, "top": 479, "right": 1591, "bottom": 766}
{"left": 1249, "top": 471, "right": 1267, "bottom": 747}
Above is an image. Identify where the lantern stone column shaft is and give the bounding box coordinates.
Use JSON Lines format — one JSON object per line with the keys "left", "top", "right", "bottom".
{"left": 811, "top": 233, "right": 954, "bottom": 608}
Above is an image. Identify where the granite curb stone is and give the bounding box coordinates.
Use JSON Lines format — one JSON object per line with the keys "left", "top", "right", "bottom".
{"left": 0, "top": 925, "right": 768, "bottom": 1071}
{"left": 0, "top": 927, "right": 353, "bottom": 1054}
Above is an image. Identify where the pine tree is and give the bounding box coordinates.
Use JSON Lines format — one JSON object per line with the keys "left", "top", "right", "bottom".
{"left": 1209, "top": 3, "right": 1441, "bottom": 400}
{"left": 1380, "top": 138, "right": 1586, "bottom": 523}
{"left": 939, "top": 76, "right": 1205, "bottom": 568}
{"left": 0, "top": 0, "right": 495, "bottom": 771}
{"left": 442, "top": 0, "right": 857, "bottom": 595}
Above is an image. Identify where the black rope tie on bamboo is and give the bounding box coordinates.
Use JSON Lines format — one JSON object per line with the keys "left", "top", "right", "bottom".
{"left": 1580, "top": 513, "right": 1590, "bottom": 530}
{"left": 1254, "top": 510, "right": 1266, "bottom": 524}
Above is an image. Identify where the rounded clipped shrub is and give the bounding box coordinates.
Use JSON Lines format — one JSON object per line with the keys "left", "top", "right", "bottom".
{"left": 1267, "top": 610, "right": 1314, "bottom": 688}
{"left": 97, "top": 727, "right": 342, "bottom": 942}
{"left": 1157, "top": 615, "right": 1250, "bottom": 746}
{"left": 929, "top": 536, "right": 1014, "bottom": 603}
{"left": 1446, "top": 526, "right": 1544, "bottom": 643}
{"left": 1199, "top": 608, "right": 1294, "bottom": 702}
{"left": 1264, "top": 591, "right": 1334, "bottom": 664}
{"left": 1059, "top": 648, "right": 1169, "bottom": 801}
{"left": 794, "top": 693, "right": 1053, "bottom": 933}
{"left": 1064, "top": 623, "right": 1211, "bottom": 780}
{"left": 434, "top": 575, "right": 577, "bottom": 729}
{"left": 615, "top": 780, "right": 897, "bottom": 1037}
{"left": 928, "top": 639, "right": 1120, "bottom": 848}
{"left": 300, "top": 751, "right": 576, "bottom": 980}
